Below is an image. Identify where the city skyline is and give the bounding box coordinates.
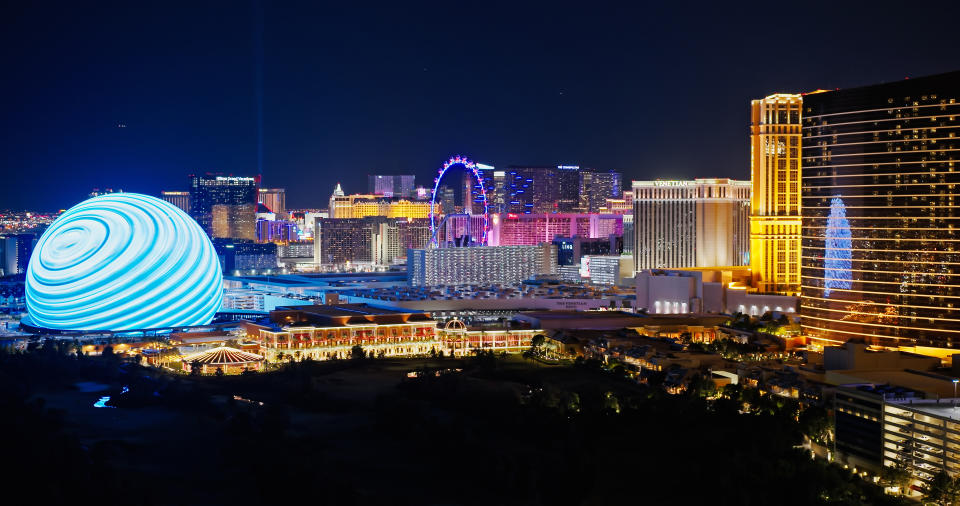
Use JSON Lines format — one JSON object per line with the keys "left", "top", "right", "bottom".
{"left": 6, "top": 3, "right": 960, "bottom": 502}
{"left": 4, "top": 3, "right": 960, "bottom": 211}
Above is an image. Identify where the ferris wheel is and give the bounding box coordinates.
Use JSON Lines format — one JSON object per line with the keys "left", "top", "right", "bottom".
{"left": 429, "top": 155, "right": 490, "bottom": 247}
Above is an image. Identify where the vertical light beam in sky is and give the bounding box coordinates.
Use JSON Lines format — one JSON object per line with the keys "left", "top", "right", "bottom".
{"left": 253, "top": 0, "right": 264, "bottom": 176}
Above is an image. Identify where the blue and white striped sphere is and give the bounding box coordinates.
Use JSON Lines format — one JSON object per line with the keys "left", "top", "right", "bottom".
{"left": 25, "top": 193, "right": 223, "bottom": 331}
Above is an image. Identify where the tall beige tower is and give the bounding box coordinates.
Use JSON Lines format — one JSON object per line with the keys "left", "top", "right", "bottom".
{"left": 750, "top": 94, "right": 802, "bottom": 294}
{"left": 632, "top": 179, "right": 751, "bottom": 271}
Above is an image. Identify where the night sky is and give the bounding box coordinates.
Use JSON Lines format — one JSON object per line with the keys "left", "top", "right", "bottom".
{"left": 3, "top": 1, "right": 959, "bottom": 211}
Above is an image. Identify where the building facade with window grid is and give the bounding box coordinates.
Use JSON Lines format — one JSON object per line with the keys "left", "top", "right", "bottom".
{"left": 632, "top": 179, "right": 750, "bottom": 272}
{"left": 800, "top": 71, "right": 960, "bottom": 348}
{"left": 490, "top": 213, "right": 623, "bottom": 247}
{"left": 407, "top": 244, "right": 557, "bottom": 286}
{"left": 750, "top": 93, "right": 802, "bottom": 294}
{"left": 189, "top": 175, "right": 259, "bottom": 239}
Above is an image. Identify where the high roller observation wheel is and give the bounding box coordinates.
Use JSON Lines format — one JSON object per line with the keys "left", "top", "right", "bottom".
{"left": 429, "top": 155, "right": 490, "bottom": 247}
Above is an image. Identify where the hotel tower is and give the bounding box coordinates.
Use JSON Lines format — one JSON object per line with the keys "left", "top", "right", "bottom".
{"left": 750, "top": 94, "right": 803, "bottom": 295}
{"left": 632, "top": 178, "right": 751, "bottom": 271}
{"left": 800, "top": 71, "right": 960, "bottom": 348}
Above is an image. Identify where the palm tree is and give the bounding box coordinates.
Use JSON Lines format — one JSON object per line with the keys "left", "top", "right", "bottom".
{"left": 350, "top": 345, "right": 365, "bottom": 361}
{"left": 925, "top": 470, "right": 953, "bottom": 504}
{"left": 924, "top": 470, "right": 960, "bottom": 505}
{"left": 527, "top": 334, "right": 546, "bottom": 361}
{"left": 531, "top": 334, "right": 545, "bottom": 349}
{"left": 880, "top": 461, "right": 912, "bottom": 496}
{"left": 159, "top": 347, "right": 180, "bottom": 365}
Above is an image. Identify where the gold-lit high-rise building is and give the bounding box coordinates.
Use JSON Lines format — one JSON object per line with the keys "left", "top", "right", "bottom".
{"left": 750, "top": 93, "right": 802, "bottom": 294}
{"left": 258, "top": 188, "right": 286, "bottom": 217}
{"left": 800, "top": 71, "right": 960, "bottom": 349}
{"left": 328, "top": 184, "right": 433, "bottom": 220}
{"left": 211, "top": 203, "right": 258, "bottom": 241}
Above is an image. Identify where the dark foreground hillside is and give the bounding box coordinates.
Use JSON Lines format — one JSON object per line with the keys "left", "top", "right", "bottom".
{"left": 0, "top": 347, "right": 902, "bottom": 506}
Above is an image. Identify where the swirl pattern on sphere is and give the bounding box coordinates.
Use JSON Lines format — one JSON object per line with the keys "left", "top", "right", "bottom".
{"left": 25, "top": 193, "right": 223, "bottom": 330}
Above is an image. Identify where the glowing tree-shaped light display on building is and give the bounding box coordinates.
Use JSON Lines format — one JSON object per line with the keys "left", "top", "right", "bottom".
{"left": 823, "top": 197, "right": 852, "bottom": 297}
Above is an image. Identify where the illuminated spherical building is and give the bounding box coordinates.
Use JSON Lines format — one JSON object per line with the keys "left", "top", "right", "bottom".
{"left": 25, "top": 193, "right": 223, "bottom": 331}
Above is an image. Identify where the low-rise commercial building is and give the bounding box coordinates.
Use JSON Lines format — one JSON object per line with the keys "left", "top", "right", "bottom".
{"left": 635, "top": 267, "right": 797, "bottom": 315}
{"left": 883, "top": 397, "right": 960, "bottom": 488}
{"left": 239, "top": 304, "right": 542, "bottom": 360}
{"left": 580, "top": 255, "right": 633, "bottom": 286}
{"left": 221, "top": 289, "right": 314, "bottom": 313}
{"left": 437, "top": 320, "right": 541, "bottom": 356}
{"left": 831, "top": 362, "right": 960, "bottom": 494}
{"left": 241, "top": 304, "right": 437, "bottom": 359}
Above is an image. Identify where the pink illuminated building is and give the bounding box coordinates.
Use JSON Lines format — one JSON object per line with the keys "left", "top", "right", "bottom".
{"left": 489, "top": 213, "right": 623, "bottom": 246}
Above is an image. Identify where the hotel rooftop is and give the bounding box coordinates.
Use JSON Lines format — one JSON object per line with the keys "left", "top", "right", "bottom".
{"left": 269, "top": 304, "right": 434, "bottom": 328}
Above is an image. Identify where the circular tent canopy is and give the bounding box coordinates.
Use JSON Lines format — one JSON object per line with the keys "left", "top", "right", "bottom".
{"left": 182, "top": 346, "right": 263, "bottom": 367}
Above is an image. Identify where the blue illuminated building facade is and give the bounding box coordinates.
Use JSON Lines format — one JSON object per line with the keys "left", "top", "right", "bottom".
{"left": 213, "top": 239, "right": 279, "bottom": 274}
{"left": 256, "top": 219, "right": 299, "bottom": 243}
{"left": 478, "top": 165, "right": 556, "bottom": 214}
{"left": 0, "top": 233, "right": 36, "bottom": 276}
{"left": 553, "top": 235, "right": 624, "bottom": 266}
{"left": 476, "top": 165, "right": 622, "bottom": 215}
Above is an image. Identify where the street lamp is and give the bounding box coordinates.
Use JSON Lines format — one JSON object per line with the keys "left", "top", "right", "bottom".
{"left": 953, "top": 378, "right": 958, "bottom": 407}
